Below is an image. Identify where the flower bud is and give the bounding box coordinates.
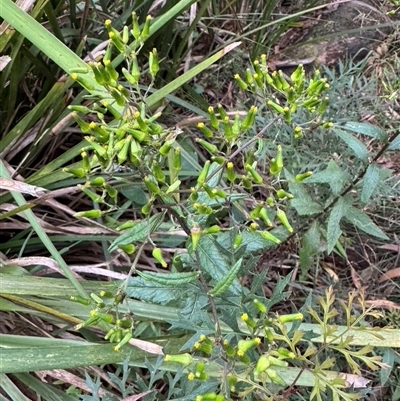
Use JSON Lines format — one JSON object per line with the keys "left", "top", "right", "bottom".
{"left": 276, "top": 208, "right": 293, "bottom": 233}
{"left": 152, "top": 247, "right": 167, "bottom": 268}
{"left": 164, "top": 353, "right": 193, "bottom": 367}
{"left": 277, "top": 312, "right": 303, "bottom": 323}
{"left": 254, "top": 354, "right": 271, "bottom": 375}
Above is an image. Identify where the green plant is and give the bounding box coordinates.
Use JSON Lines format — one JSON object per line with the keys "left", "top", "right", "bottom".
{"left": 1, "top": 2, "right": 400, "bottom": 400}
{"left": 56, "top": 18, "right": 400, "bottom": 400}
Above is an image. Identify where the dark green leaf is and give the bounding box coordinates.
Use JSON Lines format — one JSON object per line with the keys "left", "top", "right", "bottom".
{"left": 108, "top": 213, "right": 164, "bottom": 252}
{"left": 326, "top": 197, "right": 351, "bottom": 254}
{"left": 196, "top": 234, "right": 230, "bottom": 282}
{"left": 332, "top": 128, "right": 369, "bottom": 161}
{"left": 299, "top": 222, "right": 322, "bottom": 272}
{"left": 265, "top": 274, "right": 292, "bottom": 311}
{"left": 342, "top": 122, "right": 387, "bottom": 141}
{"left": 361, "top": 163, "right": 381, "bottom": 203}
{"left": 380, "top": 348, "right": 394, "bottom": 385}
{"left": 388, "top": 133, "right": 400, "bottom": 150}
{"left": 126, "top": 276, "right": 189, "bottom": 305}
{"left": 304, "top": 160, "right": 350, "bottom": 195}
{"left": 344, "top": 207, "right": 389, "bottom": 240}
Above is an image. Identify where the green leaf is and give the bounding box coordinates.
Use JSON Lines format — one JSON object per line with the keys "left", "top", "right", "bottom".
{"left": 299, "top": 222, "right": 321, "bottom": 272}
{"left": 265, "top": 274, "right": 292, "bottom": 311}
{"left": 304, "top": 160, "right": 350, "bottom": 195}
{"left": 136, "top": 270, "right": 200, "bottom": 287}
{"left": 126, "top": 276, "right": 190, "bottom": 305}
{"left": 388, "top": 133, "right": 400, "bottom": 150}
{"left": 108, "top": 213, "right": 164, "bottom": 252}
{"left": 326, "top": 197, "right": 351, "bottom": 254}
{"left": 196, "top": 235, "right": 230, "bottom": 282}
{"left": 342, "top": 121, "right": 387, "bottom": 141}
{"left": 208, "top": 258, "right": 242, "bottom": 297}
{"left": 344, "top": 206, "right": 389, "bottom": 240}
{"left": 332, "top": 128, "right": 369, "bottom": 161}
{"left": 288, "top": 182, "right": 323, "bottom": 215}
{"left": 361, "top": 163, "right": 381, "bottom": 203}
{"left": 380, "top": 348, "right": 394, "bottom": 385}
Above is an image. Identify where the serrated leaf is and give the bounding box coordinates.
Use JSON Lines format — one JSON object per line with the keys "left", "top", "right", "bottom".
{"left": 136, "top": 270, "right": 200, "bottom": 287}
{"left": 126, "top": 276, "right": 188, "bottom": 305}
{"left": 344, "top": 206, "right": 389, "bottom": 240}
{"left": 388, "top": 133, "right": 400, "bottom": 150}
{"left": 108, "top": 213, "right": 163, "bottom": 252}
{"left": 304, "top": 160, "right": 350, "bottom": 195}
{"left": 196, "top": 234, "right": 230, "bottom": 282}
{"left": 342, "top": 121, "right": 387, "bottom": 141}
{"left": 299, "top": 223, "right": 322, "bottom": 273}
{"left": 326, "top": 197, "right": 351, "bottom": 254}
{"left": 332, "top": 128, "right": 369, "bottom": 161}
{"left": 290, "top": 197, "right": 323, "bottom": 215}
{"left": 265, "top": 274, "right": 292, "bottom": 311}
{"left": 380, "top": 348, "right": 394, "bottom": 386}
{"left": 361, "top": 163, "right": 380, "bottom": 203}
{"left": 208, "top": 258, "right": 242, "bottom": 296}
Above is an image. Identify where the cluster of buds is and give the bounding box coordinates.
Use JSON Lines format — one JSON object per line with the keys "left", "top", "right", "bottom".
{"left": 71, "top": 291, "right": 134, "bottom": 351}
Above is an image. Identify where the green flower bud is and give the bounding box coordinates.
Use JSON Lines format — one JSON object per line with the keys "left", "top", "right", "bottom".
{"left": 152, "top": 247, "right": 167, "bottom": 268}
{"left": 71, "top": 112, "right": 91, "bottom": 133}
{"left": 149, "top": 48, "right": 159, "bottom": 78}
{"left": 114, "top": 331, "right": 132, "bottom": 351}
{"left": 122, "top": 25, "right": 129, "bottom": 44}
{"left": 118, "top": 244, "right": 136, "bottom": 255}
{"left": 234, "top": 73, "right": 248, "bottom": 90}
{"left": 260, "top": 231, "right": 281, "bottom": 245}
{"left": 62, "top": 167, "right": 86, "bottom": 178}
{"left": 164, "top": 353, "right": 193, "bottom": 367}
{"left": 103, "top": 59, "right": 119, "bottom": 81}
{"left": 277, "top": 312, "right": 303, "bottom": 323}
{"left": 245, "top": 164, "right": 263, "bottom": 185}
{"left": 276, "top": 208, "right": 293, "bottom": 233}
{"left": 196, "top": 160, "right": 211, "bottom": 187}
{"left": 117, "top": 135, "right": 131, "bottom": 165}
{"left": 193, "top": 341, "right": 212, "bottom": 355}
{"left": 267, "top": 99, "right": 284, "bottom": 114}
{"left": 259, "top": 208, "right": 273, "bottom": 227}
{"left": 254, "top": 354, "right": 271, "bottom": 375}
{"left": 131, "top": 12, "right": 140, "bottom": 39}
{"left": 293, "top": 126, "right": 303, "bottom": 139}
{"left": 141, "top": 15, "right": 151, "bottom": 40}
{"left": 74, "top": 209, "right": 102, "bottom": 219}
{"left": 245, "top": 68, "right": 254, "bottom": 85}
{"left": 197, "top": 122, "right": 213, "bottom": 139}
{"left": 295, "top": 171, "right": 312, "bottom": 182}
{"left": 89, "top": 176, "right": 105, "bottom": 187}
{"left": 249, "top": 203, "right": 264, "bottom": 219}
{"left": 207, "top": 106, "right": 219, "bottom": 129}
{"left": 265, "top": 368, "right": 286, "bottom": 386}
{"left": 240, "top": 313, "right": 257, "bottom": 329}
{"left": 253, "top": 299, "right": 267, "bottom": 313}
{"left": 233, "top": 234, "right": 243, "bottom": 249}
{"left": 226, "top": 162, "right": 236, "bottom": 183}
{"left": 190, "top": 224, "right": 202, "bottom": 251}
{"left": 241, "top": 105, "right": 257, "bottom": 131}
{"left": 70, "top": 295, "right": 91, "bottom": 305}
{"left": 222, "top": 339, "right": 236, "bottom": 358}
{"left": 159, "top": 138, "right": 174, "bottom": 156}
{"left": 276, "top": 189, "right": 294, "bottom": 199}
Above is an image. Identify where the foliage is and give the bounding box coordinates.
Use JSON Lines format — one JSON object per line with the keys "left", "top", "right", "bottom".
{"left": 1, "top": 1, "right": 400, "bottom": 401}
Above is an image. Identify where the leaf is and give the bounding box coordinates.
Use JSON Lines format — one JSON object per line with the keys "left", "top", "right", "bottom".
{"left": 196, "top": 234, "right": 230, "bottom": 282}
{"left": 108, "top": 213, "right": 164, "bottom": 252}
{"left": 304, "top": 160, "right": 350, "bottom": 195}
{"left": 388, "top": 133, "right": 400, "bottom": 150}
{"left": 332, "top": 128, "right": 369, "bottom": 161}
{"left": 265, "top": 274, "right": 292, "bottom": 311}
{"left": 126, "top": 276, "right": 189, "bottom": 305}
{"left": 361, "top": 163, "right": 381, "bottom": 203}
{"left": 290, "top": 197, "right": 323, "bottom": 215}
{"left": 208, "top": 258, "right": 242, "bottom": 297}
{"left": 379, "top": 348, "right": 394, "bottom": 386}
{"left": 136, "top": 270, "right": 200, "bottom": 287}
{"left": 344, "top": 207, "right": 389, "bottom": 240}
{"left": 326, "top": 197, "right": 351, "bottom": 254}
{"left": 299, "top": 222, "right": 322, "bottom": 272}
{"left": 342, "top": 121, "right": 387, "bottom": 141}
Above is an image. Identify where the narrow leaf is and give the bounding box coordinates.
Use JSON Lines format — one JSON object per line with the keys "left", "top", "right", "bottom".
{"left": 326, "top": 197, "right": 350, "bottom": 254}
{"left": 344, "top": 207, "right": 389, "bottom": 240}
{"left": 342, "top": 121, "right": 387, "bottom": 141}
{"left": 108, "top": 213, "right": 163, "bottom": 252}
{"left": 332, "top": 128, "right": 369, "bottom": 161}
{"left": 361, "top": 163, "right": 380, "bottom": 203}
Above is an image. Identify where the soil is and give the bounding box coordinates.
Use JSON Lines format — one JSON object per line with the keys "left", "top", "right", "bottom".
{"left": 274, "top": 0, "right": 393, "bottom": 67}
